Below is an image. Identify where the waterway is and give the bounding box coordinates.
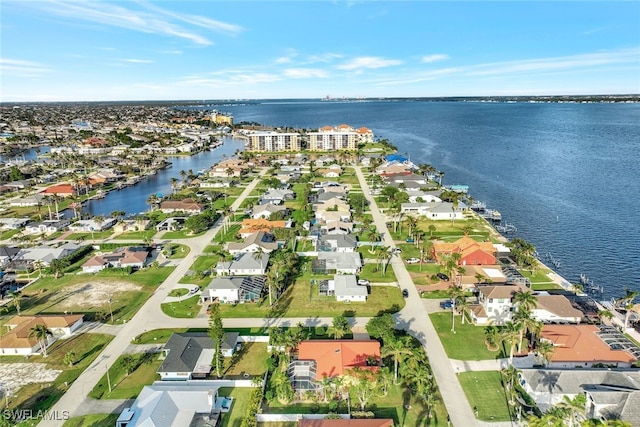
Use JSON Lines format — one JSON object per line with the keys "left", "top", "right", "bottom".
{"left": 83, "top": 137, "right": 244, "bottom": 216}
{"left": 201, "top": 99, "right": 640, "bottom": 300}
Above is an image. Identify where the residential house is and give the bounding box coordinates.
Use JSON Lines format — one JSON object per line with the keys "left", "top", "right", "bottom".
{"left": 539, "top": 324, "right": 639, "bottom": 368}
{"left": 113, "top": 219, "right": 151, "bottom": 234}
{"left": 321, "top": 221, "right": 354, "bottom": 235}
{"left": 226, "top": 231, "right": 279, "bottom": 254}
{"left": 9, "top": 194, "right": 47, "bottom": 207}
{"left": 260, "top": 188, "right": 295, "bottom": 205}
{"left": 315, "top": 190, "right": 347, "bottom": 203}
{"left": 14, "top": 242, "right": 81, "bottom": 268}
{"left": 375, "top": 162, "right": 413, "bottom": 177}
{"left": 317, "top": 166, "right": 342, "bottom": 178}
{"left": 239, "top": 219, "right": 288, "bottom": 238}
{"left": 0, "top": 218, "right": 30, "bottom": 230}
{"left": 160, "top": 198, "right": 205, "bottom": 215}
{"left": 40, "top": 183, "right": 75, "bottom": 198}
{"left": 115, "top": 381, "right": 223, "bottom": 427}
{"left": 0, "top": 314, "right": 84, "bottom": 355}
{"left": 0, "top": 246, "right": 20, "bottom": 267}
{"left": 432, "top": 236, "right": 497, "bottom": 266}
{"left": 469, "top": 284, "right": 529, "bottom": 325}
{"left": 81, "top": 246, "right": 149, "bottom": 273}
{"left": 458, "top": 265, "right": 507, "bottom": 288}
{"left": 400, "top": 202, "right": 465, "bottom": 221}
{"left": 288, "top": 340, "right": 380, "bottom": 390}
{"left": 313, "top": 252, "right": 362, "bottom": 275}
{"left": 519, "top": 368, "right": 640, "bottom": 419}
{"left": 317, "top": 234, "right": 357, "bottom": 252}
{"left": 333, "top": 274, "right": 367, "bottom": 302}
{"left": 24, "top": 219, "right": 70, "bottom": 235}
{"left": 68, "top": 217, "right": 117, "bottom": 232}
{"left": 405, "top": 191, "right": 441, "bottom": 204}
{"left": 200, "top": 276, "right": 266, "bottom": 304}
{"left": 209, "top": 158, "right": 246, "bottom": 178}
{"left": 215, "top": 252, "right": 270, "bottom": 276}
{"left": 251, "top": 204, "right": 288, "bottom": 220}
{"left": 531, "top": 293, "right": 584, "bottom": 324}
{"left": 157, "top": 332, "right": 239, "bottom": 381}
{"left": 383, "top": 173, "right": 427, "bottom": 191}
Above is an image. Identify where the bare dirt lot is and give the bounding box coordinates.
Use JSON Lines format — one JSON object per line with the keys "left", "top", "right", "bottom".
{"left": 0, "top": 363, "right": 61, "bottom": 397}
{"left": 56, "top": 281, "right": 142, "bottom": 309}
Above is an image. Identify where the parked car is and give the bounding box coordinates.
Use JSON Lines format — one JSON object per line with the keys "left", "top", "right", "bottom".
{"left": 436, "top": 272, "right": 450, "bottom": 281}
{"left": 402, "top": 289, "right": 409, "bottom": 298}
{"left": 357, "top": 279, "right": 370, "bottom": 286}
{"left": 406, "top": 238, "right": 414, "bottom": 243}
{"left": 440, "top": 300, "right": 454, "bottom": 309}
{"left": 406, "top": 258, "right": 420, "bottom": 264}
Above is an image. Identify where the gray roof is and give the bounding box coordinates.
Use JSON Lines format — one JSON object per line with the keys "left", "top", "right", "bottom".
{"left": 520, "top": 369, "right": 640, "bottom": 395}
{"left": 226, "top": 231, "right": 279, "bottom": 253}
{"left": 334, "top": 274, "right": 367, "bottom": 298}
{"left": 318, "top": 234, "right": 357, "bottom": 249}
{"left": 317, "top": 252, "right": 362, "bottom": 271}
{"left": 158, "top": 332, "right": 239, "bottom": 374}
{"left": 216, "top": 252, "right": 270, "bottom": 273}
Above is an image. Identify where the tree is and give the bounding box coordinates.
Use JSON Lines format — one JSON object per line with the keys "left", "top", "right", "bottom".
{"left": 345, "top": 366, "right": 379, "bottom": 410}
{"left": 170, "top": 177, "right": 179, "bottom": 193}
{"left": 365, "top": 313, "right": 395, "bottom": 343}
{"left": 120, "top": 355, "right": 137, "bottom": 377}
{"left": 382, "top": 335, "right": 414, "bottom": 384}
{"left": 208, "top": 302, "right": 225, "bottom": 378}
{"left": 484, "top": 325, "right": 501, "bottom": 351}
{"left": 7, "top": 291, "right": 22, "bottom": 315}
{"left": 328, "top": 315, "right": 351, "bottom": 340}
{"left": 63, "top": 350, "right": 76, "bottom": 367}
{"left": 501, "top": 321, "right": 522, "bottom": 365}
{"left": 535, "top": 339, "right": 555, "bottom": 367}
{"left": 615, "top": 286, "right": 638, "bottom": 329}
{"left": 513, "top": 289, "right": 537, "bottom": 312}
{"left": 48, "top": 258, "right": 68, "bottom": 279}
{"left": 28, "top": 324, "right": 52, "bottom": 357}
{"left": 447, "top": 284, "right": 464, "bottom": 332}
{"left": 556, "top": 394, "right": 586, "bottom": 427}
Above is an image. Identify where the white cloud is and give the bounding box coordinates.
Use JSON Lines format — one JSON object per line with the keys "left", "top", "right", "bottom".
{"left": 0, "top": 58, "right": 51, "bottom": 76}
{"left": 120, "top": 59, "right": 154, "bottom": 64}
{"left": 157, "top": 49, "right": 183, "bottom": 55}
{"left": 420, "top": 54, "right": 449, "bottom": 63}
{"left": 283, "top": 68, "right": 329, "bottom": 79}
{"left": 33, "top": 0, "right": 242, "bottom": 46}
{"left": 336, "top": 56, "right": 402, "bottom": 71}
{"left": 306, "top": 53, "right": 344, "bottom": 63}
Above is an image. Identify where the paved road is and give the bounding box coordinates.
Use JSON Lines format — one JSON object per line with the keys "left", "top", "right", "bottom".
{"left": 353, "top": 165, "right": 478, "bottom": 427}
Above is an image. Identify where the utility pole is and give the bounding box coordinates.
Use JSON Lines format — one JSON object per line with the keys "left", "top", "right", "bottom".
{"left": 108, "top": 297, "right": 114, "bottom": 323}
{"left": 106, "top": 364, "right": 112, "bottom": 393}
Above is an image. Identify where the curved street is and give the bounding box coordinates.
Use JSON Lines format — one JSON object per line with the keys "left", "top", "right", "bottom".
{"left": 39, "top": 165, "right": 477, "bottom": 427}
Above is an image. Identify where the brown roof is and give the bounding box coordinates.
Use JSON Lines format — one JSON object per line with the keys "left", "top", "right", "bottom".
{"left": 479, "top": 284, "right": 528, "bottom": 299}
{"left": 541, "top": 324, "right": 636, "bottom": 364}
{"left": 1, "top": 315, "right": 83, "bottom": 350}
{"left": 299, "top": 420, "right": 393, "bottom": 427}
{"left": 535, "top": 295, "right": 584, "bottom": 319}
{"left": 433, "top": 236, "right": 496, "bottom": 263}
{"left": 160, "top": 198, "right": 205, "bottom": 211}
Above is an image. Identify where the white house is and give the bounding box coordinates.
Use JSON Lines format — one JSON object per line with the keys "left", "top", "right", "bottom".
{"left": 333, "top": 274, "right": 367, "bottom": 302}
{"left": 68, "top": 217, "right": 117, "bottom": 232}
{"left": 315, "top": 252, "right": 362, "bottom": 275}
{"left": 400, "top": 202, "right": 465, "bottom": 221}
{"left": 215, "top": 252, "right": 269, "bottom": 276}
{"left": 0, "top": 315, "right": 84, "bottom": 355}
{"left": 24, "top": 219, "right": 70, "bottom": 235}
{"left": 469, "top": 284, "right": 529, "bottom": 325}
{"left": 200, "top": 276, "right": 266, "bottom": 304}
{"left": 531, "top": 294, "right": 584, "bottom": 324}
{"left": 226, "top": 231, "right": 279, "bottom": 254}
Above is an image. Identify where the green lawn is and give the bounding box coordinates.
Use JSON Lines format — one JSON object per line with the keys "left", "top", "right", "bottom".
{"left": 6, "top": 333, "right": 113, "bottom": 419}
{"left": 165, "top": 243, "right": 190, "bottom": 259}
{"left": 63, "top": 414, "right": 119, "bottom": 427}
{"left": 112, "top": 230, "right": 156, "bottom": 240}
{"left": 168, "top": 288, "right": 189, "bottom": 297}
{"left": 219, "top": 387, "right": 254, "bottom": 427}
{"left": 89, "top": 352, "right": 162, "bottom": 399}
{"left": 225, "top": 342, "right": 268, "bottom": 377}
{"left": 458, "top": 371, "right": 512, "bottom": 422}
{"left": 161, "top": 229, "right": 207, "bottom": 239}
{"left": 359, "top": 262, "right": 398, "bottom": 283}
{"left": 66, "top": 231, "right": 114, "bottom": 240}
{"left": 429, "top": 312, "right": 505, "bottom": 360}
{"left": 161, "top": 295, "right": 201, "bottom": 318}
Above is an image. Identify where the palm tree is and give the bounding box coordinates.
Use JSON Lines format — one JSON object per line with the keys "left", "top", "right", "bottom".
{"left": 501, "top": 321, "right": 522, "bottom": 365}
{"left": 512, "top": 307, "right": 542, "bottom": 353}
{"left": 597, "top": 309, "right": 614, "bottom": 324}
{"left": 382, "top": 335, "right": 414, "bottom": 384}
{"left": 367, "top": 230, "right": 380, "bottom": 254}
{"left": 447, "top": 284, "right": 464, "bottom": 332}
{"left": 513, "top": 289, "right": 537, "bottom": 312}
{"left": 428, "top": 224, "right": 436, "bottom": 239}
{"left": 616, "top": 287, "right": 638, "bottom": 329}
{"left": 28, "top": 324, "right": 52, "bottom": 357}
{"left": 169, "top": 177, "right": 178, "bottom": 193}
{"left": 556, "top": 394, "right": 586, "bottom": 427}
{"left": 457, "top": 294, "right": 470, "bottom": 325}
{"left": 535, "top": 339, "right": 555, "bottom": 367}
{"left": 484, "top": 325, "right": 501, "bottom": 351}
{"left": 328, "top": 315, "right": 351, "bottom": 340}
{"left": 7, "top": 291, "right": 22, "bottom": 315}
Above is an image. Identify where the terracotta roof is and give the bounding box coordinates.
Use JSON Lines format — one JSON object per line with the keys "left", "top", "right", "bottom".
{"left": 82, "top": 255, "right": 108, "bottom": 267}
{"left": 297, "top": 340, "right": 380, "bottom": 378}
{"left": 240, "top": 219, "right": 286, "bottom": 235}
{"left": 433, "top": 236, "right": 496, "bottom": 263}
{"left": 41, "top": 184, "right": 75, "bottom": 195}
{"left": 299, "top": 419, "right": 393, "bottom": 427}
{"left": 1, "top": 315, "right": 83, "bottom": 350}
{"left": 541, "top": 325, "right": 636, "bottom": 364}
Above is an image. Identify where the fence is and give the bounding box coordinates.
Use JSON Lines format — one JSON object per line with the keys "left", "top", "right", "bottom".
{"left": 256, "top": 414, "right": 350, "bottom": 422}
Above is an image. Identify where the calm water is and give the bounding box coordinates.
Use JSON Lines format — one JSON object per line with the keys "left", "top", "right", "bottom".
{"left": 84, "top": 137, "right": 244, "bottom": 216}
{"left": 216, "top": 100, "right": 640, "bottom": 300}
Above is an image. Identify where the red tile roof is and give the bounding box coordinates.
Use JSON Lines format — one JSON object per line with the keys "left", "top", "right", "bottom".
{"left": 297, "top": 340, "right": 380, "bottom": 378}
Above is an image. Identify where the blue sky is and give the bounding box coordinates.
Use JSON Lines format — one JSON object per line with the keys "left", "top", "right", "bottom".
{"left": 1, "top": 1, "right": 639, "bottom": 102}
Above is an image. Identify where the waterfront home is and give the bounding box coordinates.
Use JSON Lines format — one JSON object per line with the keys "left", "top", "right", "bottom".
{"left": 215, "top": 252, "right": 269, "bottom": 276}
{"left": 539, "top": 324, "right": 639, "bottom": 368}
{"left": 115, "top": 381, "right": 222, "bottom": 427}
{"left": 400, "top": 201, "right": 465, "bottom": 221}
{"left": 0, "top": 314, "right": 84, "bottom": 355}
{"left": 239, "top": 219, "right": 288, "bottom": 238}
{"left": 0, "top": 246, "right": 20, "bottom": 267}
{"left": 531, "top": 293, "right": 584, "bottom": 324}
{"left": 9, "top": 193, "right": 47, "bottom": 207}
{"left": 468, "top": 284, "right": 529, "bottom": 325}
{"left": 159, "top": 198, "right": 205, "bottom": 215}
{"left": 24, "top": 219, "right": 71, "bottom": 235}
{"left": 375, "top": 162, "right": 413, "bottom": 177}
{"left": 209, "top": 158, "right": 246, "bottom": 178}
{"left": 288, "top": 340, "right": 380, "bottom": 391}
{"left": 250, "top": 203, "right": 288, "bottom": 220}
{"left": 68, "top": 217, "right": 117, "bottom": 232}
{"left": 383, "top": 173, "right": 428, "bottom": 190}
{"left": 519, "top": 369, "right": 640, "bottom": 420}
{"left": 432, "top": 236, "right": 497, "bottom": 265}
{"left": 226, "top": 231, "right": 279, "bottom": 254}
{"left": 313, "top": 252, "right": 362, "bottom": 275}
{"left": 200, "top": 276, "right": 266, "bottom": 304}
{"left": 198, "top": 178, "right": 235, "bottom": 188}
{"left": 157, "top": 332, "right": 239, "bottom": 381}
{"left": 112, "top": 219, "right": 150, "bottom": 233}
{"left": 40, "top": 183, "right": 76, "bottom": 198}
{"left": 406, "top": 191, "right": 441, "bottom": 204}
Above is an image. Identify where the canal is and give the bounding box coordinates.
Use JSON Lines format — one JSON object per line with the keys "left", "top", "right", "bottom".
{"left": 84, "top": 137, "right": 245, "bottom": 216}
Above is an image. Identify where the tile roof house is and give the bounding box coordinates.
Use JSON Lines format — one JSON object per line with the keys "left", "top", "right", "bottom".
{"left": 531, "top": 293, "right": 584, "bottom": 324}
{"left": 215, "top": 252, "right": 270, "bottom": 276}
{"left": 468, "top": 284, "right": 529, "bottom": 325}
{"left": 289, "top": 340, "right": 380, "bottom": 390}
{"left": 40, "top": 184, "right": 76, "bottom": 197}
{"left": 200, "top": 276, "right": 266, "bottom": 304}
{"left": 239, "top": 219, "right": 288, "bottom": 238}
{"left": 116, "top": 381, "right": 222, "bottom": 427}
{"left": 159, "top": 198, "right": 205, "bottom": 215}
{"left": 540, "top": 324, "right": 639, "bottom": 368}
{"left": 432, "top": 236, "right": 497, "bottom": 265}
{"left": 158, "top": 332, "right": 239, "bottom": 381}
{"left": 226, "top": 231, "right": 279, "bottom": 254}
{"left": 81, "top": 246, "right": 149, "bottom": 273}
{"left": 0, "top": 314, "right": 84, "bottom": 355}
